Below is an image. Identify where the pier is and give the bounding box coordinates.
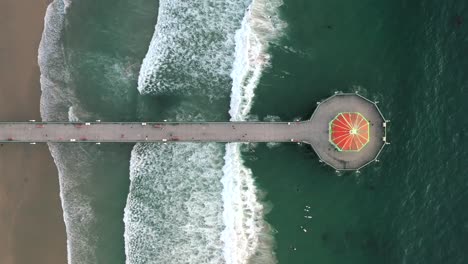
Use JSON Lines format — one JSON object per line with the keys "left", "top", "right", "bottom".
{"left": 0, "top": 93, "right": 388, "bottom": 170}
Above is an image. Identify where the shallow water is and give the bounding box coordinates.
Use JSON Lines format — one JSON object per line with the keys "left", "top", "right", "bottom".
{"left": 39, "top": 0, "right": 157, "bottom": 262}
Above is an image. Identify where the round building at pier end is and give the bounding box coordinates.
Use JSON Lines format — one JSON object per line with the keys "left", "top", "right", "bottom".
{"left": 307, "top": 93, "right": 388, "bottom": 171}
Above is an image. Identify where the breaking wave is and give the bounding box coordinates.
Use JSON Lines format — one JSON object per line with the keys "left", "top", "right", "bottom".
{"left": 137, "top": 0, "right": 248, "bottom": 96}
{"left": 222, "top": 0, "right": 285, "bottom": 263}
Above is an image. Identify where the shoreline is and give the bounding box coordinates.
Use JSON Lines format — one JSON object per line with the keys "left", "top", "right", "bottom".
{"left": 0, "top": 0, "right": 67, "bottom": 263}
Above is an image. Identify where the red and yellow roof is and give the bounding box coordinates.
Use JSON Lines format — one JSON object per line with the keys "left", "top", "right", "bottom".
{"left": 329, "top": 112, "right": 369, "bottom": 151}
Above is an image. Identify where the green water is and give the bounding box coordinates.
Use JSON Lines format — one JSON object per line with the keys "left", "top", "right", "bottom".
{"left": 249, "top": 0, "right": 468, "bottom": 263}
{"left": 40, "top": 0, "right": 468, "bottom": 263}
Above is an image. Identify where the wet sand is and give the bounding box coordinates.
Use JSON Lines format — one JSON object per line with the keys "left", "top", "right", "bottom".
{"left": 0, "top": 0, "right": 67, "bottom": 263}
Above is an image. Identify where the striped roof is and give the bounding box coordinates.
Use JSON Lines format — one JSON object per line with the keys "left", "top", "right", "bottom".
{"left": 329, "top": 112, "right": 369, "bottom": 151}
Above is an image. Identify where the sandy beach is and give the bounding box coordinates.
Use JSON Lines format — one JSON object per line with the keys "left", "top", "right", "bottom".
{"left": 0, "top": 0, "right": 67, "bottom": 263}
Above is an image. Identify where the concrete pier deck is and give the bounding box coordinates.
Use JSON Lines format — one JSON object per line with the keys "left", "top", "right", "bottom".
{"left": 309, "top": 93, "right": 387, "bottom": 170}
{"left": 0, "top": 121, "right": 313, "bottom": 143}
{"left": 0, "top": 93, "right": 387, "bottom": 170}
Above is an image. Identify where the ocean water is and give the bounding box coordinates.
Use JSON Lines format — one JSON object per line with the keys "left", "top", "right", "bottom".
{"left": 38, "top": 0, "right": 468, "bottom": 264}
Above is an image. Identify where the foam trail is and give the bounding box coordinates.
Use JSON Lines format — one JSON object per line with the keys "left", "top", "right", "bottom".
{"left": 222, "top": 0, "right": 285, "bottom": 263}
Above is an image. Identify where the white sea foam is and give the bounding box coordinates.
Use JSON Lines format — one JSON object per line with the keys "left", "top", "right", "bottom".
{"left": 124, "top": 142, "right": 226, "bottom": 264}
{"left": 137, "top": 0, "right": 249, "bottom": 96}
{"left": 263, "top": 115, "right": 282, "bottom": 122}
{"left": 68, "top": 106, "right": 79, "bottom": 121}
{"left": 222, "top": 0, "right": 284, "bottom": 263}
{"left": 63, "top": 0, "right": 72, "bottom": 11}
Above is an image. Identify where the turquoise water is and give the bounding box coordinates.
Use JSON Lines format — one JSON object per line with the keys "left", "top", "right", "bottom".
{"left": 39, "top": 0, "right": 468, "bottom": 263}
{"left": 252, "top": 1, "right": 468, "bottom": 263}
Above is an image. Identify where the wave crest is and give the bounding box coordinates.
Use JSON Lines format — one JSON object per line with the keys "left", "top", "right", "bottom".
{"left": 222, "top": 0, "right": 285, "bottom": 263}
